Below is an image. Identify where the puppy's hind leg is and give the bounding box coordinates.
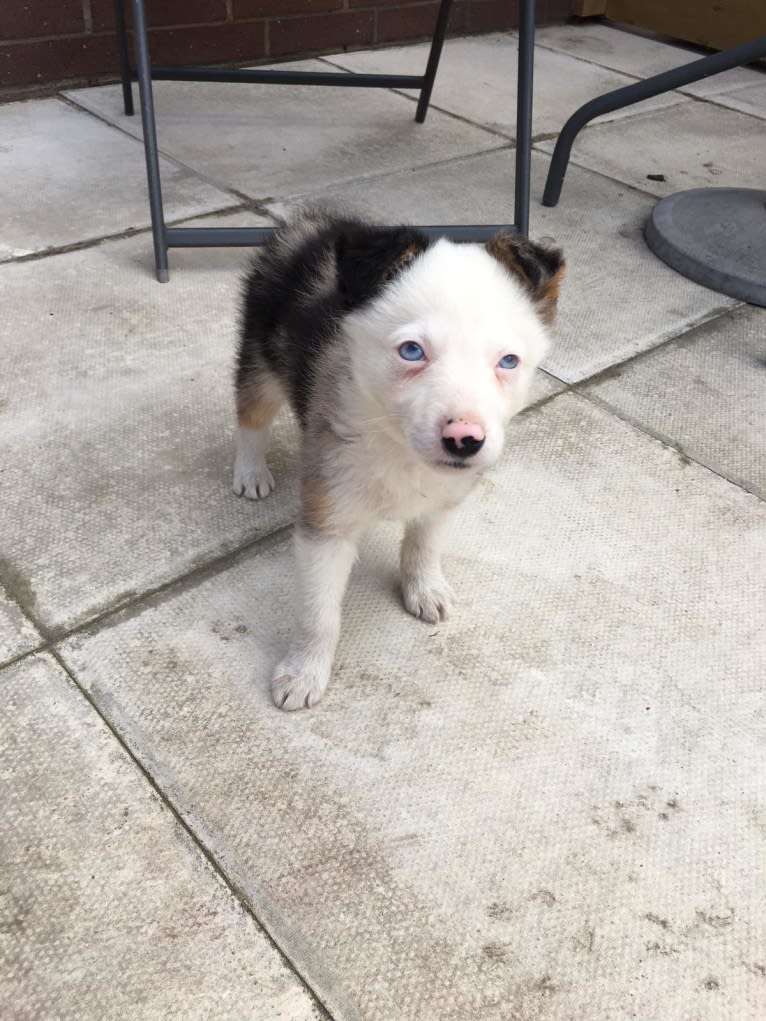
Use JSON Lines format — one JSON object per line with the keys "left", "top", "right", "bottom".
{"left": 233, "top": 374, "right": 284, "bottom": 500}
{"left": 400, "top": 509, "right": 455, "bottom": 624}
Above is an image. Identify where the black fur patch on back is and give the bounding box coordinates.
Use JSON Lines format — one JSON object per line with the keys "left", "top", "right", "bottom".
{"left": 236, "top": 213, "right": 430, "bottom": 424}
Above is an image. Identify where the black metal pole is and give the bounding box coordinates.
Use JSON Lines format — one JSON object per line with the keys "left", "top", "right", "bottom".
{"left": 165, "top": 224, "right": 508, "bottom": 248}
{"left": 542, "top": 33, "right": 766, "bottom": 208}
{"left": 131, "top": 0, "right": 169, "bottom": 282}
{"left": 415, "top": 0, "right": 454, "bottom": 124}
{"left": 114, "top": 0, "right": 134, "bottom": 116}
{"left": 145, "top": 67, "right": 425, "bottom": 88}
{"left": 514, "top": 0, "right": 535, "bottom": 236}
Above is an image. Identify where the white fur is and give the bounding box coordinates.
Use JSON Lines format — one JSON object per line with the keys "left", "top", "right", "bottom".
{"left": 345, "top": 239, "right": 549, "bottom": 471}
{"left": 233, "top": 426, "right": 275, "bottom": 500}
{"left": 272, "top": 530, "right": 357, "bottom": 710}
{"left": 264, "top": 238, "right": 553, "bottom": 709}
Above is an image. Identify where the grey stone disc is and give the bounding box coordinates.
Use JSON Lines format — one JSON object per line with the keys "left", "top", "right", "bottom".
{"left": 645, "top": 187, "right": 766, "bottom": 307}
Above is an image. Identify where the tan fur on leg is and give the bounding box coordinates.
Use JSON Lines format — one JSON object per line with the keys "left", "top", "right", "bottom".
{"left": 233, "top": 373, "right": 285, "bottom": 501}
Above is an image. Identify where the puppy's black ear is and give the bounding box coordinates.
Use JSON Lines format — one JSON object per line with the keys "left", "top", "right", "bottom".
{"left": 486, "top": 232, "right": 565, "bottom": 325}
{"left": 336, "top": 225, "right": 429, "bottom": 308}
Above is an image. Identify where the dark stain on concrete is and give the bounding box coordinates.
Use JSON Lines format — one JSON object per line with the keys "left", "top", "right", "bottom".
{"left": 487, "top": 901, "right": 515, "bottom": 922}
{"left": 697, "top": 907, "right": 735, "bottom": 930}
{"left": 571, "top": 924, "right": 595, "bottom": 954}
{"left": 482, "top": 942, "right": 510, "bottom": 963}
{"left": 530, "top": 888, "right": 557, "bottom": 907}
{"left": 645, "top": 941, "right": 680, "bottom": 957}
{"left": 534, "top": 975, "right": 557, "bottom": 996}
{"left": 0, "top": 555, "right": 39, "bottom": 617}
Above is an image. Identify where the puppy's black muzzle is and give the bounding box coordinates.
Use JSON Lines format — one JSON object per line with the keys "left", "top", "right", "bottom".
{"left": 441, "top": 434, "right": 485, "bottom": 459}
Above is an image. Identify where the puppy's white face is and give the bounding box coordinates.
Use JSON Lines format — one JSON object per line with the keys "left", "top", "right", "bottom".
{"left": 347, "top": 239, "right": 553, "bottom": 474}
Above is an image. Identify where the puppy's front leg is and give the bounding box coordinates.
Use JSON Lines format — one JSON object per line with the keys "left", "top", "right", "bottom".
{"left": 400, "top": 510, "right": 455, "bottom": 625}
{"left": 271, "top": 528, "right": 357, "bottom": 711}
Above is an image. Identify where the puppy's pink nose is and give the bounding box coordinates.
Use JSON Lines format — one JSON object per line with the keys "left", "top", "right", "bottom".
{"left": 442, "top": 419, "right": 485, "bottom": 444}
{"left": 441, "top": 418, "right": 485, "bottom": 459}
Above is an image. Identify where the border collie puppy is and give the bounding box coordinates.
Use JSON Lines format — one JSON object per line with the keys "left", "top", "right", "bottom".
{"left": 234, "top": 208, "right": 564, "bottom": 710}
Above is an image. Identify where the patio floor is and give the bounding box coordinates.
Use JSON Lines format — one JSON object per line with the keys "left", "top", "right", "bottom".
{"left": 1, "top": 20, "right": 765, "bottom": 1021}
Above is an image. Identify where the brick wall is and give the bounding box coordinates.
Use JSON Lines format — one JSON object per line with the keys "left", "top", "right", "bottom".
{"left": 1, "top": 0, "right": 571, "bottom": 91}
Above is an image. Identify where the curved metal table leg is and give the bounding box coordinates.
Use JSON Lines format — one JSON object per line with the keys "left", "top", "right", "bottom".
{"left": 542, "top": 34, "right": 766, "bottom": 208}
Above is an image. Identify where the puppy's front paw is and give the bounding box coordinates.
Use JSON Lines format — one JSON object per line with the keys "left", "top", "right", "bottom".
{"left": 271, "top": 659, "right": 329, "bottom": 711}
{"left": 402, "top": 577, "right": 455, "bottom": 625}
{"left": 233, "top": 463, "right": 275, "bottom": 500}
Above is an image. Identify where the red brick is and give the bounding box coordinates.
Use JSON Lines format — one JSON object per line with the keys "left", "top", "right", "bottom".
{"left": 234, "top": 0, "right": 342, "bottom": 19}
{"left": 269, "top": 10, "right": 374, "bottom": 57}
{"left": 0, "top": 35, "right": 119, "bottom": 87}
{"left": 1, "top": 2, "right": 570, "bottom": 89}
{"left": 377, "top": 1, "right": 468, "bottom": 45}
{"left": 147, "top": 21, "right": 266, "bottom": 64}
{"left": 90, "top": 0, "right": 120, "bottom": 32}
{"left": 348, "top": 0, "right": 414, "bottom": 8}
{"left": 146, "top": 0, "right": 228, "bottom": 28}
{"left": 90, "top": 0, "right": 229, "bottom": 32}
{"left": 0, "top": 1, "right": 84, "bottom": 40}
{"left": 467, "top": 0, "right": 521, "bottom": 33}
{"left": 537, "top": 0, "right": 571, "bottom": 22}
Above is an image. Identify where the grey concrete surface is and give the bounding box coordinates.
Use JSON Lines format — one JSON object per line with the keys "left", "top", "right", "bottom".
{"left": 0, "top": 214, "right": 300, "bottom": 634}
{"left": 534, "top": 21, "right": 765, "bottom": 98}
{"left": 270, "top": 150, "right": 738, "bottom": 381}
{"left": 61, "top": 394, "right": 766, "bottom": 1021}
{"left": 586, "top": 305, "right": 766, "bottom": 499}
{"left": 64, "top": 61, "right": 501, "bottom": 201}
{"left": 0, "top": 584, "right": 41, "bottom": 665}
{"left": 0, "top": 98, "right": 233, "bottom": 260}
{"left": 327, "top": 34, "right": 687, "bottom": 137}
{"left": 709, "top": 80, "right": 766, "bottom": 120}
{"left": 0, "top": 654, "right": 322, "bottom": 1021}
{"left": 2, "top": 22, "right": 766, "bottom": 1021}
{"left": 535, "top": 101, "right": 766, "bottom": 199}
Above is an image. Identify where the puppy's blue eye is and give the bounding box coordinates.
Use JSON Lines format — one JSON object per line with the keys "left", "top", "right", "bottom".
{"left": 498, "top": 354, "right": 519, "bottom": 369}
{"left": 398, "top": 341, "right": 425, "bottom": 362}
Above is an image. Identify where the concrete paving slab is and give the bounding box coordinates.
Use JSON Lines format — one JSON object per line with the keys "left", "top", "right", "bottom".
{"left": 529, "top": 369, "right": 566, "bottom": 405}
{"left": 0, "top": 216, "right": 300, "bottom": 634}
{"left": 585, "top": 304, "right": 766, "bottom": 499}
{"left": 326, "top": 34, "right": 687, "bottom": 138}
{"left": 60, "top": 393, "right": 766, "bottom": 1021}
{"left": 64, "top": 61, "right": 501, "bottom": 201}
{"left": 0, "top": 98, "right": 233, "bottom": 261}
{"left": 708, "top": 81, "right": 766, "bottom": 120}
{"left": 0, "top": 653, "right": 321, "bottom": 1021}
{"left": 535, "top": 22, "right": 765, "bottom": 98}
{"left": 0, "top": 584, "right": 41, "bottom": 665}
{"left": 270, "top": 149, "right": 737, "bottom": 381}
{"left": 536, "top": 100, "right": 766, "bottom": 199}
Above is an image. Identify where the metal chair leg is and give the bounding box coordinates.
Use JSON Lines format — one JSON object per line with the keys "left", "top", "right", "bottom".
{"left": 415, "top": 0, "right": 454, "bottom": 123}
{"left": 125, "top": 0, "right": 537, "bottom": 276}
{"left": 514, "top": 0, "right": 535, "bottom": 236}
{"left": 114, "top": 0, "right": 134, "bottom": 116}
{"left": 131, "top": 0, "right": 169, "bottom": 282}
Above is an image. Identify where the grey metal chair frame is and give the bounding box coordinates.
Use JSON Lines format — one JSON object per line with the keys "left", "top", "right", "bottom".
{"left": 116, "top": 0, "right": 537, "bottom": 281}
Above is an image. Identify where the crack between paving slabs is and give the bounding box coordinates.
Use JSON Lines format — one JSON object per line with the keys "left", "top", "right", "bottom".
{"left": 56, "top": 93, "right": 261, "bottom": 209}
{"left": 43, "top": 643, "right": 335, "bottom": 1021}
{"left": 579, "top": 388, "right": 766, "bottom": 503}
{"left": 1, "top": 203, "right": 260, "bottom": 267}
{"left": 315, "top": 54, "right": 520, "bottom": 143}
{"left": 0, "top": 299, "right": 749, "bottom": 671}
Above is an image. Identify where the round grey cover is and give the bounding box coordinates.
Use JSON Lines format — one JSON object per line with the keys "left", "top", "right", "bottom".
{"left": 645, "top": 187, "right": 766, "bottom": 307}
